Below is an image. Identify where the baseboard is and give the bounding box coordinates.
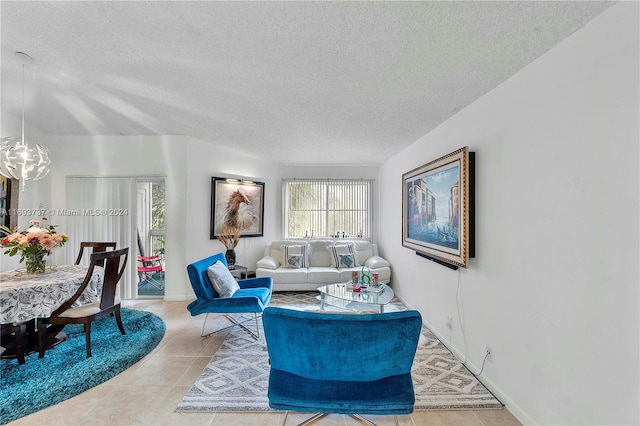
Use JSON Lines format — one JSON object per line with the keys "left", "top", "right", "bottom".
{"left": 393, "top": 293, "right": 535, "bottom": 426}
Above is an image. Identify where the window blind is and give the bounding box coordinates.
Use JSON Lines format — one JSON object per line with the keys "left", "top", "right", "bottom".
{"left": 283, "top": 179, "right": 373, "bottom": 240}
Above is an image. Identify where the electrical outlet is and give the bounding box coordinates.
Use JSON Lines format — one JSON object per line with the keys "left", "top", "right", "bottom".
{"left": 485, "top": 345, "right": 493, "bottom": 362}
{"left": 446, "top": 316, "right": 453, "bottom": 329}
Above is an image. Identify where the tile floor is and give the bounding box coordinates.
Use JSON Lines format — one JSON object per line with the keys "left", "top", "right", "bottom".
{"left": 11, "top": 299, "right": 523, "bottom": 426}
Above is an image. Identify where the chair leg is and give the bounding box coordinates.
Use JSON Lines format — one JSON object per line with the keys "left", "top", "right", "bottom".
{"left": 298, "top": 413, "right": 328, "bottom": 426}
{"left": 147, "top": 272, "right": 164, "bottom": 290}
{"left": 201, "top": 313, "right": 211, "bottom": 337}
{"left": 224, "top": 313, "right": 260, "bottom": 339}
{"left": 38, "top": 319, "right": 46, "bottom": 358}
{"left": 115, "top": 309, "right": 126, "bottom": 335}
{"left": 201, "top": 313, "right": 261, "bottom": 339}
{"left": 255, "top": 313, "right": 260, "bottom": 338}
{"left": 349, "top": 414, "right": 378, "bottom": 426}
{"left": 14, "top": 322, "right": 26, "bottom": 365}
{"left": 84, "top": 323, "right": 92, "bottom": 358}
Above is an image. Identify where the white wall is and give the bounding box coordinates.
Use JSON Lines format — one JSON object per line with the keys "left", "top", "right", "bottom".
{"left": 23, "top": 135, "right": 190, "bottom": 301}
{"left": 184, "top": 136, "right": 279, "bottom": 294}
{"left": 379, "top": 3, "right": 639, "bottom": 425}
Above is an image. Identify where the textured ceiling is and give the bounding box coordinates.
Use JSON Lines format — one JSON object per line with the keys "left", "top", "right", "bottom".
{"left": 0, "top": 1, "right": 613, "bottom": 165}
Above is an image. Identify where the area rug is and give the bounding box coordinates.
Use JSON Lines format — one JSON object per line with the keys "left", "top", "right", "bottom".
{"left": 176, "top": 292, "right": 502, "bottom": 413}
{"left": 0, "top": 308, "right": 166, "bottom": 424}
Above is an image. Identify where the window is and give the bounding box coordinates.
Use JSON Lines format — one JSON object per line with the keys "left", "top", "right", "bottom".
{"left": 283, "top": 179, "right": 373, "bottom": 240}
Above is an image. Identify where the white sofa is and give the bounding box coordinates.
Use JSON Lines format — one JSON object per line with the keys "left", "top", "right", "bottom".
{"left": 255, "top": 239, "right": 391, "bottom": 291}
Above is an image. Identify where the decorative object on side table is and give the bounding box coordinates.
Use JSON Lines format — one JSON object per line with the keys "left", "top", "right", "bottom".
{"left": 217, "top": 226, "right": 240, "bottom": 268}
{"left": 360, "top": 265, "right": 371, "bottom": 285}
{"left": 1, "top": 218, "right": 68, "bottom": 274}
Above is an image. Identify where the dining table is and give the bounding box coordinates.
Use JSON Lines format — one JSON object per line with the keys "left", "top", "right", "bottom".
{"left": 0, "top": 264, "right": 105, "bottom": 360}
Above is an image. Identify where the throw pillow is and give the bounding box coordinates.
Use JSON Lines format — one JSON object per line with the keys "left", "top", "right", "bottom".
{"left": 338, "top": 253, "right": 356, "bottom": 268}
{"left": 284, "top": 253, "right": 304, "bottom": 268}
{"left": 327, "top": 244, "right": 360, "bottom": 268}
{"left": 283, "top": 244, "right": 308, "bottom": 268}
{"left": 206, "top": 260, "right": 240, "bottom": 298}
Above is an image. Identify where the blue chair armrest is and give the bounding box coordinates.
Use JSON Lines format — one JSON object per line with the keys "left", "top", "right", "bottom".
{"left": 239, "top": 276, "right": 273, "bottom": 290}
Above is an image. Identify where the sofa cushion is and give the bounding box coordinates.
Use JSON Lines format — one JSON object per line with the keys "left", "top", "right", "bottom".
{"left": 256, "top": 256, "right": 280, "bottom": 270}
{"left": 283, "top": 244, "right": 309, "bottom": 268}
{"left": 327, "top": 244, "right": 360, "bottom": 268}
{"left": 271, "top": 268, "right": 308, "bottom": 284}
{"left": 351, "top": 241, "right": 375, "bottom": 263}
{"left": 307, "top": 267, "right": 340, "bottom": 284}
{"left": 206, "top": 261, "right": 240, "bottom": 298}
{"left": 309, "top": 240, "right": 333, "bottom": 267}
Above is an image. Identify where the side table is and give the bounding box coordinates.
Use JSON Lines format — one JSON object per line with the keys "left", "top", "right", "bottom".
{"left": 227, "top": 265, "right": 256, "bottom": 280}
{"left": 241, "top": 270, "right": 256, "bottom": 279}
{"left": 228, "top": 264, "right": 247, "bottom": 279}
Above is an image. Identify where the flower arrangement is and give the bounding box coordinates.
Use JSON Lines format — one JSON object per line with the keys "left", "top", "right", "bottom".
{"left": 217, "top": 226, "right": 240, "bottom": 250}
{"left": 1, "top": 219, "right": 69, "bottom": 274}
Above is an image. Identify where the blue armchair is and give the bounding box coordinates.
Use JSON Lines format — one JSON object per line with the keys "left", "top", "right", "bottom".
{"left": 187, "top": 253, "right": 272, "bottom": 339}
{"left": 263, "top": 307, "right": 422, "bottom": 425}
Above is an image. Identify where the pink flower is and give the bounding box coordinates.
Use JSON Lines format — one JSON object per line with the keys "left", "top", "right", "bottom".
{"left": 39, "top": 234, "right": 57, "bottom": 250}
{"left": 1, "top": 222, "right": 68, "bottom": 259}
{"left": 26, "top": 233, "right": 41, "bottom": 245}
{"left": 7, "top": 233, "right": 22, "bottom": 243}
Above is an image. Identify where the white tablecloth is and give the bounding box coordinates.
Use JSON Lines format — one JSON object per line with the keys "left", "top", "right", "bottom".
{"left": 0, "top": 265, "right": 104, "bottom": 324}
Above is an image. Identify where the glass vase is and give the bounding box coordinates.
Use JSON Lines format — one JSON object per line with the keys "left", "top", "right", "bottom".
{"left": 225, "top": 249, "right": 236, "bottom": 268}
{"left": 25, "top": 253, "right": 47, "bottom": 274}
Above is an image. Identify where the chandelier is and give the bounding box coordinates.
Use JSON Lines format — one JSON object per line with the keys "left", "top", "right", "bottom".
{"left": 0, "top": 52, "right": 51, "bottom": 191}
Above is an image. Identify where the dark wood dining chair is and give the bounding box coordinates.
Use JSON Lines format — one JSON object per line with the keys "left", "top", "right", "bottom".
{"left": 38, "top": 247, "right": 129, "bottom": 359}
{"left": 74, "top": 242, "right": 117, "bottom": 266}
{"left": 1, "top": 322, "right": 28, "bottom": 364}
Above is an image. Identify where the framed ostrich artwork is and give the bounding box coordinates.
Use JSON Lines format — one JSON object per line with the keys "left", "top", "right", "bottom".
{"left": 210, "top": 177, "right": 265, "bottom": 239}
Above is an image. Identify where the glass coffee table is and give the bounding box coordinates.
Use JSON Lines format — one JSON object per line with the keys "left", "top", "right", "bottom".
{"left": 317, "top": 283, "right": 395, "bottom": 313}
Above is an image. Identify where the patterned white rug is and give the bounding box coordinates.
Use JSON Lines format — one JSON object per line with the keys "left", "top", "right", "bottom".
{"left": 176, "top": 292, "right": 503, "bottom": 412}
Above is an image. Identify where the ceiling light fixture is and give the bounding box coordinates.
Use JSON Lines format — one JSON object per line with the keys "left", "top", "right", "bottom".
{"left": 0, "top": 52, "right": 51, "bottom": 191}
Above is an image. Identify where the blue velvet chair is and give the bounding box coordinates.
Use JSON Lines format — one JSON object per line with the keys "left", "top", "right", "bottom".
{"left": 187, "top": 253, "right": 272, "bottom": 339}
{"left": 263, "top": 307, "right": 422, "bottom": 425}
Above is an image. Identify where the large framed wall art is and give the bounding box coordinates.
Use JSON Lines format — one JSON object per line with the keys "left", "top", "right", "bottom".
{"left": 402, "top": 147, "right": 474, "bottom": 269}
{"left": 210, "top": 177, "right": 265, "bottom": 239}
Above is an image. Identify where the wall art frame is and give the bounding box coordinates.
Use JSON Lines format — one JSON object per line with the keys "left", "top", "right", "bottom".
{"left": 402, "top": 146, "right": 474, "bottom": 269}
{"left": 210, "top": 177, "right": 265, "bottom": 239}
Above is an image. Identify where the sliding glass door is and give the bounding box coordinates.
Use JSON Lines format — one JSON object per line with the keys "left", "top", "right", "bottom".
{"left": 66, "top": 176, "right": 166, "bottom": 299}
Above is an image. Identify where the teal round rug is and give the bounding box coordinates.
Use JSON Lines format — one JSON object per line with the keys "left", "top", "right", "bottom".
{"left": 0, "top": 308, "right": 166, "bottom": 424}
